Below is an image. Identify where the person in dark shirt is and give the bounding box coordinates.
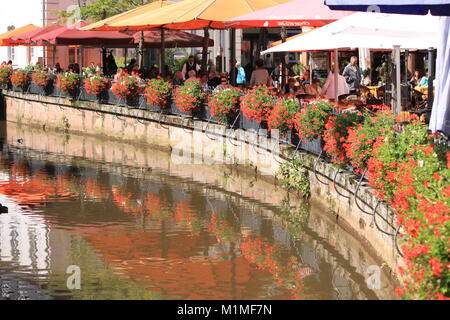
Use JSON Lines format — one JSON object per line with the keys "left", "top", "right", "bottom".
{"left": 207, "top": 71, "right": 221, "bottom": 89}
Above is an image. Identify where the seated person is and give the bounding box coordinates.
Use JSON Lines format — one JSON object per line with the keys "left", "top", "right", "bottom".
{"left": 187, "top": 69, "right": 197, "bottom": 80}
{"left": 306, "top": 78, "right": 322, "bottom": 97}
{"left": 409, "top": 70, "right": 421, "bottom": 87}
{"left": 198, "top": 70, "right": 209, "bottom": 92}
{"left": 419, "top": 72, "right": 429, "bottom": 87}
{"left": 213, "top": 76, "right": 231, "bottom": 93}
{"left": 284, "top": 77, "right": 298, "bottom": 95}
{"left": 114, "top": 67, "right": 127, "bottom": 82}
{"left": 172, "top": 71, "right": 184, "bottom": 86}
{"left": 207, "top": 71, "right": 221, "bottom": 88}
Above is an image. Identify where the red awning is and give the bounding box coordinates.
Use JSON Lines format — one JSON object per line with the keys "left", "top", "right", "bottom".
{"left": 132, "top": 30, "right": 214, "bottom": 48}
{"left": 226, "top": 0, "right": 353, "bottom": 28}
{"left": 11, "top": 25, "right": 63, "bottom": 44}
{"left": 32, "top": 24, "right": 133, "bottom": 46}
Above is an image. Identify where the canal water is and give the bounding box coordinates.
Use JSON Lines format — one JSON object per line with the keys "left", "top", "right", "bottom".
{"left": 0, "top": 120, "right": 396, "bottom": 300}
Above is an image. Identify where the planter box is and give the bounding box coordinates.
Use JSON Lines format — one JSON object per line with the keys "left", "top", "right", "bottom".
{"left": 299, "top": 137, "right": 324, "bottom": 156}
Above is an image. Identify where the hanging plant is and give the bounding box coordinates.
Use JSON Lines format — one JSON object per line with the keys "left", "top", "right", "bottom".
{"left": 323, "top": 111, "right": 364, "bottom": 166}
{"left": 268, "top": 97, "right": 300, "bottom": 136}
{"left": 31, "top": 70, "right": 51, "bottom": 87}
{"left": 111, "top": 75, "right": 141, "bottom": 99}
{"left": 84, "top": 74, "right": 109, "bottom": 96}
{"left": 240, "top": 85, "right": 275, "bottom": 123}
{"left": 56, "top": 72, "right": 80, "bottom": 95}
{"left": 11, "top": 69, "right": 30, "bottom": 90}
{"left": 294, "top": 100, "right": 334, "bottom": 141}
{"left": 344, "top": 107, "right": 395, "bottom": 174}
{"left": 144, "top": 78, "right": 173, "bottom": 109}
{"left": 0, "top": 64, "right": 13, "bottom": 87}
{"left": 209, "top": 87, "right": 241, "bottom": 124}
{"left": 174, "top": 78, "right": 206, "bottom": 114}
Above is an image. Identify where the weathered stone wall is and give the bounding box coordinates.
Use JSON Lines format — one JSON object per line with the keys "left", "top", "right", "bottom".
{"left": 1, "top": 90, "right": 403, "bottom": 281}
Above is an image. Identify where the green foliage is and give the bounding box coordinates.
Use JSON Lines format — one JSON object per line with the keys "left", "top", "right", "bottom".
{"left": 55, "top": 0, "right": 152, "bottom": 22}
{"left": 291, "top": 62, "right": 304, "bottom": 76}
{"left": 278, "top": 157, "right": 310, "bottom": 198}
{"left": 115, "top": 57, "right": 133, "bottom": 68}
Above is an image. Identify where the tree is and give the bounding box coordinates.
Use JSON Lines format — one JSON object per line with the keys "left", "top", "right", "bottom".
{"left": 55, "top": 0, "right": 152, "bottom": 69}
{"left": 56, "top": 0, "right": 151, "bottom": 22}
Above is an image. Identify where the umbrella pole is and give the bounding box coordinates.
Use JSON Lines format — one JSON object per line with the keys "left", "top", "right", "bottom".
{"left": 52, "top": 46, "right": 56, "bottom": 67}
{"left": 393, "top": 45, "right": 401, "bottom": 116}
{"left": 334, "top": 49, "right": 339, "bottom": 102}
{"left": 78, "top": 46, "right": 83, "bottom": 74}
{"left": 427, "top": 47, "right": 436, "bottom": 108}
{"left": 160, "top": 28, "right": 165, "bottom": 77}
{"left": 230, "top": 28, "right": 236, "bottom": 86}
{"left": 139, "top": 31, "right": 145, "bottom": 68}
{"left": 281, "top": 27, "right": 287, "bottom": 90}
{"left": 201, "top": 27, "right": 210, "bottom": 72}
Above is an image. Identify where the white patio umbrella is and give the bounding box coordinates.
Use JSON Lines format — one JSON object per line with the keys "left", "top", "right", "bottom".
{"left": 262, "top": 12, "right": 440, "bottom": 112}
{"left": 324, "top": 0, "right": 450, "bottom": 134}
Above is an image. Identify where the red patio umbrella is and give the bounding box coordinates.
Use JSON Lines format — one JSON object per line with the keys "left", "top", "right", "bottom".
{"left": 32, "top": 25, "right": 133, "bottom": 47}
{"left": 133, "top": 30, "right": 214, "bottom": 48}
{"left": 226, "top": 0, "right": 352, "bottom": 27}
{"left": 11, "top": 25, "right": 62, "bottom": 44}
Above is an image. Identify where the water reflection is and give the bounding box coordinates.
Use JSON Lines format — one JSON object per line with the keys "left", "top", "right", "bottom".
{"left": 0, "top": 122, "right": 395, "bottom": 300}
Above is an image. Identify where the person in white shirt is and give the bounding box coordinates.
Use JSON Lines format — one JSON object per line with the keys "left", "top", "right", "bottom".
{"left": 321, "top": 65, "right": 349, "bottom": 101}
{"left": 181, "top": 55, "right": 200, "bottom": 80}
{"left": 250, "top": 58, "right": 273, "bottom": 87}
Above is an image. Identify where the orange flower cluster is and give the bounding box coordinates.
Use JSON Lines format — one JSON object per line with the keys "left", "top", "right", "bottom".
{"left": 144, "top": 78, "right": 173, "bottom": 109}
{"left": 84, "top": 74, "right": 109, "bottom": 95}
{"left": 208, "top": 87, "right": 240, "bottom": 123}
{"left": 360, "top": 121, "right": 449, "bottom": 300}
{"left": 323, "top": 112, "right": 363, "bottom": 166}
{"left": 240, "top": 85, "right": 275, "bottom": 123}
{"left": 267, "top": 97, "right": 300, "bottom": 136}
{"left": 56, "top": 72, "right": 80, "bottom": 93}
{"left": 31, "top": 70, "right": 51, "bottom": 87}
{"left": 174, "top": 78, "right": 206, "bottom": 114}
{"left": 11, "top": 69, "right": 29, "bottom": 89}
{"left": 0, "top": 64, "right": 13, "bottom": 86}
{"left": 294, "top": 100, "right": 334, "bottom": 141}
{"left": 111, "top": 76, "right": 141, "bottom": 99}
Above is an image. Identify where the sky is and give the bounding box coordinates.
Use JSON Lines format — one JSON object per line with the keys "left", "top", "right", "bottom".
{"left": 0, "top": 0, "right": 43, "bottom": 31}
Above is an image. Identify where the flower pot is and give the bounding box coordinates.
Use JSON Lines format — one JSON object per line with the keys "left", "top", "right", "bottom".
{"left": 191, "top": 104, "right": 206, "bottom": 119}
{"left": 126, "top": 95, "right": 139, "bottom": 107}
{"left": 95, "top": 90, "right": 109, "bottom": 104}
{"left": 62, "top": 88, "right": 79, "bottom": 100}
